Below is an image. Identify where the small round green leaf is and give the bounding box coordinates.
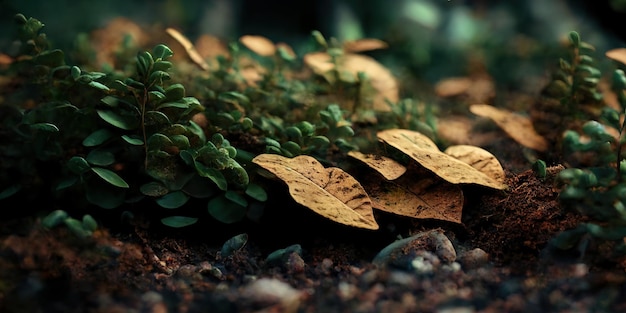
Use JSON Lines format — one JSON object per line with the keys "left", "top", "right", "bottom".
{"left": 83, "top": 129, "right": 113, "bottom": 147}
{"left": 86, "top": 150, "right": 115, "bottom": 166}
{"left": 88, "top": 81, "right": 110, "bottom": 91}
{"left": 67, "top": 156, "right": 91, "bottom": 175}
{"left": 121, "top": 135, "right": 144, "bottom": 145}
{"left": 140, "top": 181, "right": 170, "bottom": 197}
{"left": 221, "top": 233, "right": 248, "bottom": 257}
{"left": 245, "top": 183, "right": 267, "bottom": 202}
{"left": 225, "top": 190, "right": 248, "bottom": 207}
{"left": 42, "top": 210, "right": 69, "bottom": 229}
{"left": 161, "top": 216, "right": 198, "bottom": 228}
{"left": 156, "top": 191, "right": 189, "bottom": 209}
{"left": 82, "top": 214, "right": 98, "bottom": 232}
{"left": 97, "top": 110, "right": 137, "bottom": 130}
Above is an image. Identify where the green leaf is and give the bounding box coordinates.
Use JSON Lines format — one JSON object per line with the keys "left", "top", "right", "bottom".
{"left": 140, "top": 181, "right": 170, "bottom": 197}
{"left": 208, "top": 194, "right": 247, "bottom": 223}
{"left": 164, "top": 83, "right": 186, "bottom": 102}
{"left": 41, "top": 210, "right": 69, "bottom": 229}
{"left": 156, "top": 100, "right": 190, "bottom": 110}
{"left": 245, "top": 183, "right": 267, "bottom": 202}
{"left": 195, "top": 162, "right": 228, "bottom": 190}
{"left": 64, "top": 218, "right": 92, "bottom": 238}
{"left": 86, "top": 149, "right": 115, "bottom": 166}
{"left": 156, "top": 191, "right": 189, "bottom": 209}
{"left": 569, "top": 31, "right": 580, "bottom": 47}
{"left": 34, "top": 49, "right": 65, "bottom": 67}
{"left": 67, "top": 156, "right": 91, "bottom": 175}
{"left": 285, "top": 126, "right": 303, "bottom": 140}
{"left": 225, "top": 190, "right": 248, "bottom": 207}
{"left": 0, "top": 184, "right": 21, "bottom": 200}
{"left": 147, "top": 133, "right": 173, "bottom": 151}
{"left": 97, "top": 110, "right": 137, "bottom": 130}
{"left": 153, "top": 44, "right": 174, "bottom": 60}
{"left": 88, "top": 81, "right": 110, "bottom": 91}
{"left": 121, "top": 135, "right": 144, "bottom": 145}
{"left": 91, "top": 167, "right": 129, "bottom": 188}
{"left": 218, "top": 91, "right": 250, "bottom": 106}
{"left": 83, "top": 129, "right": 113, "bottom": 147}
{"left": 161, "top": 216, "right": 198, "bottom": 228}
{"left": 30, "top": 123, "right": 59, "bottom": 132}
{"left": 221, "top": 233, "right": 248, "bottom": 257}
{"left": 82, "top": 214, "right": 98, "bottom": 232}
{"left": 71, "top": 66, "right": 81, "bottom": 80}
{"left": 145, "top": 110, "right": 171, "bottom": 126}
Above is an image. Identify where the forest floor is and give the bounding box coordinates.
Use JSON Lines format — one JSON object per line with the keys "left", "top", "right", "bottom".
{"left": 3, "top": 11, "right": 626, "bottom": 313}
{"left": 1, "top": 123, "right": 626, "bottom": 313}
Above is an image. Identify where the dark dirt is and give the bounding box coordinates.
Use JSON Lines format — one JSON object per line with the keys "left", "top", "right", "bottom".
{"left": 2, "top": 135, "right": 626, "bottom": 313}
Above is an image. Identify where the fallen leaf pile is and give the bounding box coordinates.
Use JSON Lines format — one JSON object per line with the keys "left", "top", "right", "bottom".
{"left": 253, "top": 129, "right": 506, "bottom": 229}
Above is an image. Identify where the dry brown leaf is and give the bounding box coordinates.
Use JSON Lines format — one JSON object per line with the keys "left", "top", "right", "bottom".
{"left": 90, "top": 17, "right": 148, "bottom": 69}
{"left": 377, "top": 129, "right": 508, "bottom": 190}
{"left": 303, "top": 52, "right": 398, "bottom": 111}
{"left": 166, "top": 28, "right": 210, "bottom": 71}
{"left": 240, "top": 35, "right": 276, "bottom": 57}
{"left": 343, "top": 38, "right": 389, "bottom": 53}
{"left": 195, "top": 34, "right": 229, "bottom": 58}
{"left": 368, "top": 177, "right": 464, "bottom": 224}
{"left": 347, "top": 151, "right": 407, "bottom": 180}
{"left": 606, "top": 48, "right": 626, "bottom": 66}
{"left": 469, "top": 104, "right": 548, "bottom": 152}
{"left": 252, "top": 154, "right": 379, "bottom": 230}
{"left": 434, "top": 77, "right": 472, "bottom": 97}
{"left": 443, "top": 145, "right": 506, "bottom": 183}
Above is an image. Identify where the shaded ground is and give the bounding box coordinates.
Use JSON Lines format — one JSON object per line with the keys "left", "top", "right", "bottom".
{"left": 2, "top": 146, "right": 626, "bottom": 312}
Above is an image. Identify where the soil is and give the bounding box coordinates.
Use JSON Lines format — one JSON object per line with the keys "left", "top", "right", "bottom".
{"left": 2, "top": 130, "right": 626, "bottom": 313}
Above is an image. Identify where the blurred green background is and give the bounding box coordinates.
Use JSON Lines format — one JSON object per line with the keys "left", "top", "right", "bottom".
{"left": 1, "top": 0, "right": 625, "bottom": 89}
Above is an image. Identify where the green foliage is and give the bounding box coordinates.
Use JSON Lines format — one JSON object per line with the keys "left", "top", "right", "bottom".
{"left": 0, "top": 14, "right": 267, "bottom": 227}
{"left": 555, "top": 67, "right": 626, "bottom": 253}
{"left": 543, "top": 31, "right": 603, "bottom": 113}
{"left": 42, "top": 209, "right": 98, "bottom": 239}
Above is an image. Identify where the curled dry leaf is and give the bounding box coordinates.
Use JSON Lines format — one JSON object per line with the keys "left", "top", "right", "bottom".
{"left": 443, "top": 145, "right": 506, "bottom": 183}
{"left": 469, "top": 104, "right": 548, "bottom": 152}
{"left": 252, "top": 154, "right": 379, "bottom": 230}
{"left": 166, "top": 28, "right": 210, "bottom": 71}
{"left": 364, "top": 170, "right": 464, "bottom": 224}
{"left": 435, "top": 76, "right": 495, "bottom": 103}
{"left": 239, "top": 35, "right": 276, "bottom": 57}
{"left": 377, "top": 129, "right": 507, "bottom": 190}
{"left": 343, "top": 38, "right": 389, "bottom": 53}
{"left": 303, "top": 52, "right": 398, "bottom": 111}
{"left": 606, "top": 48, "right": 626, "bottom": 66}
{"left": 347, "top": 151, "right": 407, "bottom": 180}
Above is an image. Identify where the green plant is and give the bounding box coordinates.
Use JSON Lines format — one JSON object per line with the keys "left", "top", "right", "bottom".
{"left": 1, "top": 14, "right": 268, "bottom": 227}
{"left": 41, "top": 209, "right": 98, "bottom": 239}
{"left": 553, "top": 68, "right": 626, "bottom": 254}
{"left": 530, "top": 31, "right": 605, "bottom": 156}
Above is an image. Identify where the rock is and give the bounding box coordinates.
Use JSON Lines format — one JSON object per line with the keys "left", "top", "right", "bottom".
{"left": 240, "top": 278, "right": 302, "bottom": 313}
{"left": 373, "top": 229, "right": 457, "bottom": 270}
